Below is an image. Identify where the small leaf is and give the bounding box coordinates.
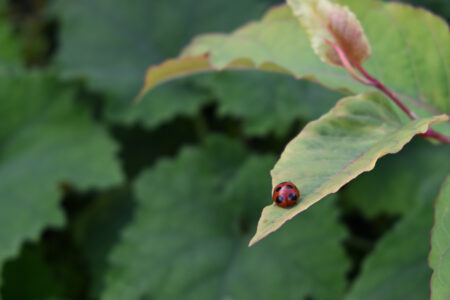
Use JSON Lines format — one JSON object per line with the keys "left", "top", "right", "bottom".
{"left": 249, "top": 92, "right": 447, "bottom": 246}
{"left": 101, "top": 137, "right": 349, "bottom": 300}
{"left": 429, "top": 176, "right": 450, "bottom": 300}
{"left": 287, "top": 0, "right": 371, "bottom": 67}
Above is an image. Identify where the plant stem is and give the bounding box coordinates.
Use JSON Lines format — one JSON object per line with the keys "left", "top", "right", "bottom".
{"left": 354, "top": 64, "right": 450, "bottom": 144}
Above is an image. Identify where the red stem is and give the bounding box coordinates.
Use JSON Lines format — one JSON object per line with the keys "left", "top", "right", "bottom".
{"left": 355, "top": 64, "right": 450, "bottom": 144}
{"left": 355, "top": 64, "right": 417, "bottom": 120}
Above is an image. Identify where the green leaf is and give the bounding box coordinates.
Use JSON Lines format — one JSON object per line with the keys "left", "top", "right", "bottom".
{"left": 249, "top": 92, "right": 447, "bottom": 246}
{"left": 195, "top": 71, "right": 342, "bottom": 136}
{"left": 140, "top": 0, "right": 450, "bottom": 136}
{"left": 430, "top": 176, "right": 450, "bottom": 300}
{"left": 343, "top": 140, "right": 450, "bottom": 218}
{"left": 0, "top": 71, "right": 123, "bottom": 286}
{"left": 345, "top": 201, "right": 435, "bottom": 300}
{"left": 50, "top": 0, "right": 271, "bottom": 124}
{"left": 287, "top": 0, "right": 371, "bottom": 67}
{"left": 101, "top": 137, "right": 349, "bottom": 300}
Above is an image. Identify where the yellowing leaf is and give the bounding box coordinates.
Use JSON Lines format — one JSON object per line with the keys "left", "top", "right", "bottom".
{"left": 249, "top": 92, "right": 448, "bottom": 246}
{"left": 287, "top": 0, "right": 371, "bottom": 67}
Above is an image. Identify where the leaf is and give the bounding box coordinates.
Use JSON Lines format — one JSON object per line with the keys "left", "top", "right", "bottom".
{"left": 0, "top": 71, "right": 123, "bottom": 286}
{"left": 387, "top": 0, "right": 450, "bottom": 22}
{"left": 140, "top": 1, "right": 450, "bottom": 136}
{"left": 430, "top": 176, "right": 450, "bottom": 300}
{"left": 287, "top": 0, "right": 371, "bottom": 67}
{"left": 343, "top": 140, "right": 450, "bottom": 218}
{"left": 50, "top": 0, "right": 271, "bottom": 124}
{"left": 249, "top": 92, "right": 447, "bottom": 246}
{"left": 101, "top": 137, "right": 349, "bottom": 300}
{"left": 114, "top": 80, "right": 212, "bottom": 129}
{"left": 194, "top": 71, "right": 342, "bottom": 136}
{"left": 345, "top": 201, "right": 435, "bottom": 300}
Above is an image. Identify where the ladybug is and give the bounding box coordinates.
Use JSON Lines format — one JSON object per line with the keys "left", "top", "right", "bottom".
{"left": 272, "top": 181, "right": 300, "bottom": 208}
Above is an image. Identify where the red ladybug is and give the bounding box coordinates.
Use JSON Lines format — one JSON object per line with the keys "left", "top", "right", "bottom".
{"left": 272, "top": 182, "right": 300, "bottom": 208}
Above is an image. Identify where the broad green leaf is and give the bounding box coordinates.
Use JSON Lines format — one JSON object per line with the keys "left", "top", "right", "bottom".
{"left": 0, "top": 71, "right": 123, "bottom": 286}
{"left": 345, "top": 201, "right": 435, "bottom": 300}
{"left": 430, "top": 176, "right": 450, "bottom": 300}
{"left": 140, "top": 0, "right": 450, "bottom": 136}
{"left": 102, "top": 137, "right": 349, "bottom": 300}
{"left": 195, "top": 71, "right": 342, "bottom": 136}
{"left": 249, "top": 92, "right": 447, "bottom": 246}
{"left": 287, "top": 0, "right": 371, "bottom": 67}
{"left": 51, "top": 0, "right": 272, "bottom": 124}
{"left": 343, "top": 140, "right": 450, "bottom": 218}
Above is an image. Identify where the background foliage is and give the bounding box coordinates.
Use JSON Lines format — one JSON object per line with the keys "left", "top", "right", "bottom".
{"left": 0, "top": 0, "right": 449, "bottom": 299}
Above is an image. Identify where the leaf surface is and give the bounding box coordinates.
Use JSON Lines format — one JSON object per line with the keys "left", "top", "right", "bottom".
{"left": 250, "top": 92, "right": 447, "bottom": 245}
{"left": 140, "top": 0, "right": 450, "bottom": 136}
{"left": 430, "top": 176, "right": 450, "bottom": 300}
{"left": 51, "top": 0, "right": 271, "bottom": 124}
{"left": 287, "top": 0, "right": 371, "bottom": 67}
{"left": 101, "top": 137, "right": 349, "bottom": 300}
{"left": 195, "top": 71, "right": 342, "bottom": 136}
{"left": 345, "top": 201, "right": 435, "bottom": 300}
{"left": 0, "top": 71, "right": 123, "bottom": 286}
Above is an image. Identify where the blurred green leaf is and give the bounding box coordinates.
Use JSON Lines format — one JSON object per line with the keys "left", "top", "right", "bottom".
{"left": 1, "top": 245, "right": 64, "bottom": 300}
{"left": 50, "top": 0, "right": 271, "bottom": 124}
{"left": 0, "top": 71, "right": 123, "bottom": 286}
{"left": 250, "top": 92, "right": 447, "bottom": 246}
{"left": 118, "top": 80, "right": 212, "bottom": 129}
{"left": 195, "top": 71, "right": 342, "bottom": 136}
{"left": 101, "top": 136, "right": 349, "bottom": 300}
{"left": 430, "top": 176, "right": 450, "bottom": 300}
{"left": 345, "top": 199, "right": 437, "bottom": 299}
{"left": 142, "top": 0, "right": 450, "bottom": 136}
{"left": 386, "top": 0, "right": 450, "bottom": 21}
{"left": 344, "top": 140, "right": 450, "bottom": 218}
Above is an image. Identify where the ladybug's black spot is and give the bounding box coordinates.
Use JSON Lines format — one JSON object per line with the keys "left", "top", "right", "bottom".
{"left": 276, "top": 196, "right": 284, "bottom": 203}
{"left": 286, "top": 185, "right": 293, "bottom": 189}
{"left": 288, "top": 193, "right": 297, "bottom": 201}
{"left": 275, "top": 186, "right": 282, "bottom": 192}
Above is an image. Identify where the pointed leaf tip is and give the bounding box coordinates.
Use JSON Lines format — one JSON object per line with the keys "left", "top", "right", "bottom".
{"left": 287, "top": 0, "right": 371, "bottom": 67}
{"left": 250, "top": 93, "right": 448, "bottom": 245}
